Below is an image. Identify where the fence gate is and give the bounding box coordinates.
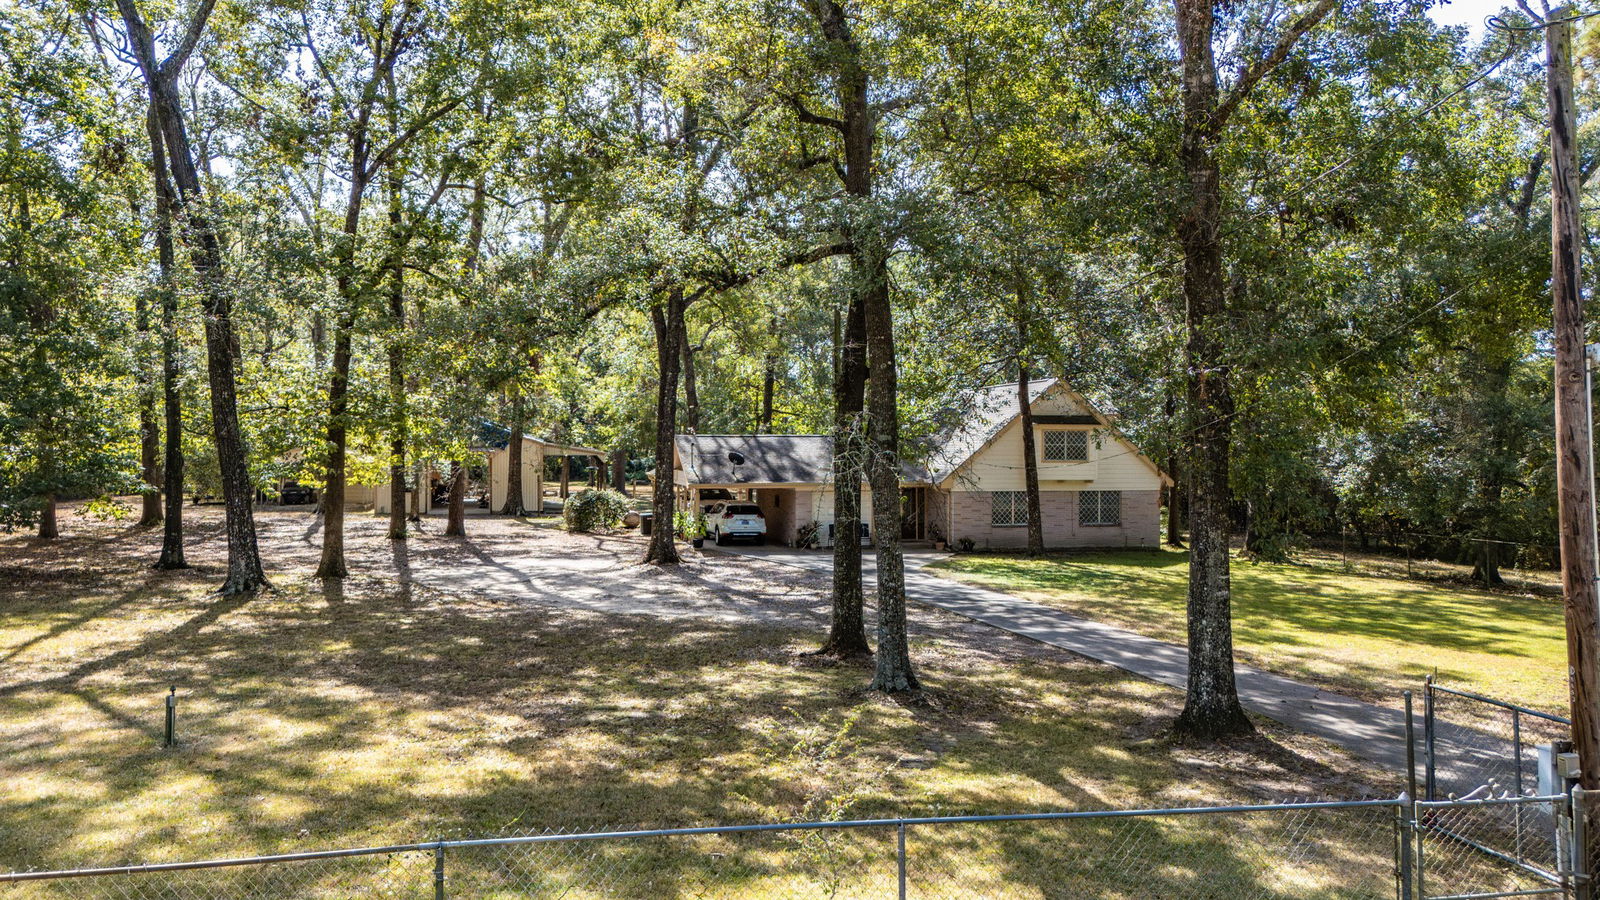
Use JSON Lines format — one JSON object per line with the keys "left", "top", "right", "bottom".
{"left": 1413, "top": 794, "right": 1579, "bottom": 900}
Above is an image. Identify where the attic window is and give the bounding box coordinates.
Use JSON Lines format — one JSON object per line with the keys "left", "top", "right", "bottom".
{"left": 1043, "top": 430, "right": 1089, "bottom": 462}
{"left": 727, "top": 451, "right": 746, "bottom": 465}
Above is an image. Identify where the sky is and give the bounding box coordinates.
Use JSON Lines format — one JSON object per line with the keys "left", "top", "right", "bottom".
{"left": 1426, "top": 0, "right": 1517, "bottom": 37}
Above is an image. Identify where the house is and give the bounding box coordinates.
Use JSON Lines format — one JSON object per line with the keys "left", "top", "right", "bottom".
{"left": 671, "top": 378, "right": 1169, "bottom": 550}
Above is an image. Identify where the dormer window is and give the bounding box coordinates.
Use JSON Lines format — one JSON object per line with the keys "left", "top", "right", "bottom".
{"left": 1042, "top": 430, "right": 1088, "bottom": 462}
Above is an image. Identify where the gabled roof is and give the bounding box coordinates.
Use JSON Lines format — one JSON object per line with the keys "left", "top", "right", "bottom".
{"left": 674, "top": 378, "right": 1167, "bottom": 489}
{"left": 675, "top": 434, "right": 930, "bottom": 486}
{"left": 923, "top": 381, "right": 1053, "bottom": 484}
{"left": 677, "top": 434, "right": 835, "bottom": 485}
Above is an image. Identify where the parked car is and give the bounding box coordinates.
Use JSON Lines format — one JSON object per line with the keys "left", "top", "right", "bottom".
{"left": 698, "top": 488, "right": 734, "bottom": 513}
{"left": 279, "top": 481, "right": 318, "bottom": 505}
{"left": 706, "top": 502, "right": 767, "bottom": 545}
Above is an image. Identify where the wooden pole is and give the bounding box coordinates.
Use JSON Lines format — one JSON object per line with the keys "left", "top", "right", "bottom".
{"left": 1547, "top": 5, "right": 1600, "bottom": 800}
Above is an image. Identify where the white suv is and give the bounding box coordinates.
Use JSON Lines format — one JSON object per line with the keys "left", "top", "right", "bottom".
{"left": 707, "top": 502, "right": 767, "bottom": 545}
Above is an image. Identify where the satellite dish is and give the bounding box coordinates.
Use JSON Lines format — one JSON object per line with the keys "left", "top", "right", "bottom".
{"left": 728, "top": 451, "right": 745, "bottom": 465}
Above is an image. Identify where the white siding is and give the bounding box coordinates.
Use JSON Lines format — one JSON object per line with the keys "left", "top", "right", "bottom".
{"left": 945, "top": 387, "right": 1163, "bottom": 494}
{"left": 487, "top": 442, "right": 545, "bottom": 512}
{"left": 806, "top": 487, "right": 877, "bottom": 538}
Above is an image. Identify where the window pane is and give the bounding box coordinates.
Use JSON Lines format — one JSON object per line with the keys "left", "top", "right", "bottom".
{"left": 1043, "top": 430, "right": 1088, "bottom": 461}
{"left": 1079, "top": 491, "right": 1121, "bottom": 526}
{"left": 992, "top": 491, "right": 1027, "bottom": 526}
{"left": 991, "top": 492, "right": 1010, "bottom": 526}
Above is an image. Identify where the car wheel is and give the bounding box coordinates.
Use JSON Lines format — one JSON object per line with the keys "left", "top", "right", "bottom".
{"left": 715, "top": 530, "right": 728, "bottom": 546}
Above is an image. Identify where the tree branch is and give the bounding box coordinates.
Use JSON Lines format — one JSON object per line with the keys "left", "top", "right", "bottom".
{"left": 363, "top": 96, "right": 467, "bottom": 181}
{"left": 1213, "top": 0, "right": 1339, "bottom": 131}
{"left": 784, "top": 93, "right": 847, "bottom": 133}
{"left": 159, "top": 0, "right": 217, "bottom": 79}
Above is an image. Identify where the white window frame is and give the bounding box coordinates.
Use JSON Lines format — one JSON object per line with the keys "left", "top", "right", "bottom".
{"left": 1079, "top": 490, "right": 1121, "bottom": 527}
{"left": 1041, "top": 429, "right": 1090, "bottom": 462}
{"left": 991, "top": 491, "right": 1027, "bottom": 527}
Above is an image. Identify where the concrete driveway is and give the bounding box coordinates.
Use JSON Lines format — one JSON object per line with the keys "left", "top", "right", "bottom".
{"left": 718, "top": 543, "right": 1515, "bottom": 788}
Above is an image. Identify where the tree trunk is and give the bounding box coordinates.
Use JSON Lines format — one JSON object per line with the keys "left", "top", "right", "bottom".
{"left": 385, "top": 162, "right": 407, "bottom": 541}
{"left": 1173, "top": 0, "right": 1251, "bottom": 737}
{"left": 38, "top": 495, "right": 58, "bottom": 539}
{"left": 679, "top": 316, "right": 700, "bottom": 433}
{"left": 1472, "top": 542, "right": 1504, "bottom": 587}
{"left": 1017, "top": 290, "right": 1043, "bottom": 557}
{"left": 820, "top": 293, "right": 871, "bottom": 659}
{"left": 1164, "top": 389, "right": 1184, "bottom": 548}
{"left": 863, "top": 245, "right": 917, "bottom": 693}
{"left": 804, "top": 0, "right": 912, "bottom": 686}
{"left": 761, "top": 346, "right": 776, "bottom": 433}
{"left": 135, "top": 286, "right": 162, "bottom": 526}
{"left": 501, "top": 390, "right": 526, "bottom": 515}
{"left": 611, "top": 449, "right": 626, "bottom": 492}
{"left": 447, "top": 175, "right": 489, "bottom": 537}
{"left": 1165, "top": 475, "right": 1185, "bottom": 547}
{"left": 117, "top": 0, "right": 265, "bottom": 593}
{"left": 445, "top": 461, "right": 467, "bottom": 536}
{"left": 644, "top": 292, "right": 684, "bottom": 565}
{"left": 316, "top": 318, "right": 355, "bottom": 578}
{"left": 146, "top": 104, "right": 186, "bottom": 568}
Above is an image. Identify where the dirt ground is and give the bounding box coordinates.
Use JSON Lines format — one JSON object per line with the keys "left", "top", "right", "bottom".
{"left": 0, "top": 502, "right": 1400, "bottom": 870}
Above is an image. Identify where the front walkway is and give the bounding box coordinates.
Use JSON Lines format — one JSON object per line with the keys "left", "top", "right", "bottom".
{"left": 721, "top": 545, "right": 1507, "bottom": 784}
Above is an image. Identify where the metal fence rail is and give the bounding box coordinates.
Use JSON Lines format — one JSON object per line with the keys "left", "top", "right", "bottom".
{"left": 1424, "top": 678, "right": 1571, "bottom": 802}
{"left": 1415, "top": 794, "right": 1574, "bottom": 900}
{"left": 2, "top": 800, "right": 1407, "bottom": 900}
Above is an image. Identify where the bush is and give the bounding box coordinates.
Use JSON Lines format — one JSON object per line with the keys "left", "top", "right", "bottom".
{"left": 563, "top": 489, "right": 630, "bottom": 532}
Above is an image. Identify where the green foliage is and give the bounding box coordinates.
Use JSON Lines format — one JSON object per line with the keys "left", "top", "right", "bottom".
{"left": 674, "top": 510, "right": 708, "bottom": 540}
{"left": 562, "top": 488, "right": 629, "bottom": 532}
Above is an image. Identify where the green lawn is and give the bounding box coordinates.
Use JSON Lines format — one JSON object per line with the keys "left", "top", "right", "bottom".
{"left": 0, "top": 507, "right": 1398, "bottom": 898}
{"left": 928, "top": 548, "right": 1569, "bottom": 716}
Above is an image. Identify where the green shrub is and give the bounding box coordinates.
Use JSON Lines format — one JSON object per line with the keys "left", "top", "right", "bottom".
{"left": 562, "top": 489, "right": 630, "bottom": 532}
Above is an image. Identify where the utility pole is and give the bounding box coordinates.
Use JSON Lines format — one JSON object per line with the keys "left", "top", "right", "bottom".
{"left": 1547, "top": 5, "right": 1600, "bottom": 806}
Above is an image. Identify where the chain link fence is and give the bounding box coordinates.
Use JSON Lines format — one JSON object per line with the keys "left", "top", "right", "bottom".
{"left": 1424, "top": 678, "right": 1571, "bottom": 802}
{"left": 3, "top": 801, "right": 1408, "bottom": 900}
{"left": 1415, "top": 795, "right": 1573, "bottom": 899}
{"left": 6, "top": 681, "right": 1593, "bottom": 899}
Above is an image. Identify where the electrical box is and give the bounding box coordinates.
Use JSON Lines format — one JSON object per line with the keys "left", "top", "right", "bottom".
{"left": 1538, "top": 743, "right": 1580, "bottom": 795}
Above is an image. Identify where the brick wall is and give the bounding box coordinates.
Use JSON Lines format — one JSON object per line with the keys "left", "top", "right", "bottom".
{"left": 949, "top": 489, "right": 1160, "bottom": 550}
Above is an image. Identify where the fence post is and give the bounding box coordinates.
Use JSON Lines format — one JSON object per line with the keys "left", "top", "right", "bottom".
{"left": 1406, "top": 691, "right": 1419, "bottom": 803}
{"left": 434, "top": 843, "right": 445, "bottom": 900}
{"left": 1513, "top": 707, "right": 1525, "bottom": 864}
{"left": 1575, "top": 787, "right": 1590, "bottom": 900}
{"left": 1415, "top": 795, "right": 1427, "bottom": 900}
{"left": 1398, "top": 794, "right": 1415, "bottom": 900}
{"left": 1424, "top": 675, "right": 1437, "bottom": 801}
{"left": 897, "top": 822, "right": 907, "bottom": 900}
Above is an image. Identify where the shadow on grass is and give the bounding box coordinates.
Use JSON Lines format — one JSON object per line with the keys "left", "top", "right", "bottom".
{"left": 0, "top": 513, "right": 1395, "bottom": 899}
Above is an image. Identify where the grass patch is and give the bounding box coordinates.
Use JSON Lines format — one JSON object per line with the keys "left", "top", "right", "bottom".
{"left": 0, "top": 508, "right": 1396, "bottom": 897}
{"left": 928, "top": 548, "right": 1568, "bottom": 715}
